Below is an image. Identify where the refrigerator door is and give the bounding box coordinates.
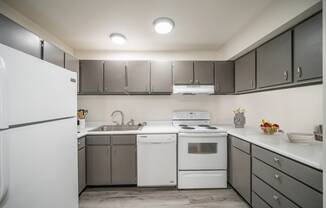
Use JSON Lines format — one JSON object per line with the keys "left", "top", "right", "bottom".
{"left": 0, "top": 43, "right": 77, "bottom": 126}
{"left": 3, "top": 118, "right": 78, "bottom": 208}
{"left": 0, "top": 55, "right": 8, "bottom": 130}
{"left": 0, "top": 130, "right": 9, "bottom": 205}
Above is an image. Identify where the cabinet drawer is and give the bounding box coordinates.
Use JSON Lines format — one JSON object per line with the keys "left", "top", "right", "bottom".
{"left": 78, "top": 137, "right": 86, "bottom": 149}
{"left": 252, "top": 175, "right": 298, "bottom": 208}
{"left": 229, "top": 135, "right": 250, "bottom": 154}
{"left": 86, "top": 135, "right": 110, "bottom": 145}
{"left": 111, "top": 135, "right": 136, "bottom": 145}
{"left": 252, "top": 145, "right": 322, "bottom": 192}
{"left": 252, "top": 158, "right": 322, "bottom": 208}
{"left": 252, "top": 192, "right": 271, "bottom": 208}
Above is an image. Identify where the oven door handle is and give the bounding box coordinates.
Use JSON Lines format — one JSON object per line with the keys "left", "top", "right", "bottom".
{"left": 179, "top": 133, "right": 227, "bottom": 137}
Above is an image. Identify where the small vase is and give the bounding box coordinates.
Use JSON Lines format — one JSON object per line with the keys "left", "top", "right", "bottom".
{"left": 234, "top": 112, "right": 246, "bottom": 128}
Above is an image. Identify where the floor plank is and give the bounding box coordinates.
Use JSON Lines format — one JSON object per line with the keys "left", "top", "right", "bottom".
{"left": 79, "top": 187, "right": 249, "bottom": 208}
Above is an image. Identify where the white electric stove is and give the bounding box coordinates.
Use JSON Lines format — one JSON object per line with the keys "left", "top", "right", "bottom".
{"left": 172, "top": 111, "right": 227, "bottom": 189}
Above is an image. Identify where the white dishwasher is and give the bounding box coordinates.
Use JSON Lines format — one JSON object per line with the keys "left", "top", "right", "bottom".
{"left": 137, "top": 134, "right": 177, "bottom": 187}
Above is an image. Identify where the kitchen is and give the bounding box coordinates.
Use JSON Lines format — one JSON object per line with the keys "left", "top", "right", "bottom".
{"left": 0, "top": 0, "right": 325, "bottom": 208}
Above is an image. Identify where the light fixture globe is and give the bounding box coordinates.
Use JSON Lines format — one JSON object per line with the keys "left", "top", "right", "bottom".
{"left": 109, "top": 33, "right": 127, "bottom": 45}
{"left": 153, "top": 17, "right": 175, "bottom": 34}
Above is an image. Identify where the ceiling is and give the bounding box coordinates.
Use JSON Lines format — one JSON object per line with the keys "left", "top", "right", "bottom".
{"left": 4, "top": 0, "right": 273, "bottom": 52}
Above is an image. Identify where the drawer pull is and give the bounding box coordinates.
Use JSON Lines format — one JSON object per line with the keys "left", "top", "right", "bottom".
{"left": 274, "top": 174, "right": 280, "bottom": 180}
{"left": 273, "top": 157, "right": 280, "bottom": 163}
{"left": 273, "top": 195, "right": 279, "bottom": 201}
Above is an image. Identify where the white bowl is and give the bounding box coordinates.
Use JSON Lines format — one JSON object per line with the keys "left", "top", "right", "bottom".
{"left": 287, "top": 133, "right": 314, "bottom": 143}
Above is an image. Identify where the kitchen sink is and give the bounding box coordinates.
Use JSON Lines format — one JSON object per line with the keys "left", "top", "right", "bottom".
{"left": 90, "top": 125, "right": 142, "bottom": 132}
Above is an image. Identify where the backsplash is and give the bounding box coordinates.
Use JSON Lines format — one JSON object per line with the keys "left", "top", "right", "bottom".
{"left": 78, "top": 84, "right": 322, "bottom": 133}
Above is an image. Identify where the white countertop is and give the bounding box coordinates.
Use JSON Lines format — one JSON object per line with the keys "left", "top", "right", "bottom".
{"left": 77, "top": 122, "right": 323, "bottom": 170}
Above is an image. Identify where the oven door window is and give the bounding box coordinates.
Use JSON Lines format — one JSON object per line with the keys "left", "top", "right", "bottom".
{"left": 188, "top": 143, "right": 217, "bottom": 154}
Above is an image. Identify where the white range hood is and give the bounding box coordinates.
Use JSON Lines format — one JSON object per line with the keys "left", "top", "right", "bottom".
{"left": 173, "top": 85, "right": 215, "bottom": 95}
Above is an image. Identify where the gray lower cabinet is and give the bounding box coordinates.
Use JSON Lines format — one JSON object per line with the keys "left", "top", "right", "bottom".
{"left": 126, "top": 61, "right": 150, "bottom": 93}
{"left": 294, "top": 12, "right": 322, "bottom": 82}
{"left": 193, "top": 61, "right": 214, "bottom": 85}
{"left": 257, "top": 31, "right": 292, "bottom": 88}
{"left": 112, "top": 145, "right": 137, "bottom": 184}
{"left": 150, "top": 61, "right": 173, "bottom": 94}
{"left": 173, "top": 61, "right": 194, "bottom": 85}
{"left": 229, "top": 136, "right": 251, "bottom": 204}
{"left": 251, "top": 192, "right": 271, "bottom": 208}
{"left": 80, "top": 60, "right": 104, "bottom": 93}
{"left": 235, "top": 51, "right": 256, "bottom": 92}
{"left": 78, "top": 137, "right": 86, "bottom": 194}
{"left": 0, "top": 14, "right": 41, "bottom": 58}
{"left": 42, "top": 41, "right": 65, "bottom": 67}
{"left": 64, "top": 53, "right": 80, "bottom": 92}
{"left": 86, "top": 145, "right": 111, "bottom": 186}
{"left": 104, "top": 61, "right": 127, "bottom": 93}
{"left": 214, "top": 62, "right": 234, "bottom": 94}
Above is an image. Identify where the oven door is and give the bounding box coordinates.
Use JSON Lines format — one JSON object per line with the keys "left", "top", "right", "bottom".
{"left": 178, "top": 132, "right": 227, "bottom": 170}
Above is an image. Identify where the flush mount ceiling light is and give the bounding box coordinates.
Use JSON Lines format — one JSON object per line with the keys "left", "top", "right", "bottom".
{"left": 153, "top": 17, "right": 175, "bottom": 34}
{"left": 109, "top": 33, "right": 127, "bottom": 45}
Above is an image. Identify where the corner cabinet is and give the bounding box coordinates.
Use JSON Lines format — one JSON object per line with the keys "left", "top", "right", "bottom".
{"left": 80, "top": 60, "right": 104, "bottom": 94}
{"left": 257, "top": 30, "right": 292, "bottom": 88}
{"left": 150, "top": 61, "right": 173, "bottom": 94}
{"left": 294, "top": 12, "right": 322, "bottom": 82}
{"left": 235, "top": 51, "right": 256, "bottom": 92}
{"left": 42, "top": 41, "right": 65, "bottom": 67}
{"left": 215, "top": 62, "right": 234, "bottom": 94}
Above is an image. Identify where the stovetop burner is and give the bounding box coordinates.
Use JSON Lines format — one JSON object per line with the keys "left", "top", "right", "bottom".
{"left": 206, "top": 126, "right": 217, "bottom": 129}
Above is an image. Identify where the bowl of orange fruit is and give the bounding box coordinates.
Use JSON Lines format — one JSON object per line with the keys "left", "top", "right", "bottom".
{"left": 260, "top": 120, "right": 280, "bottom": 135}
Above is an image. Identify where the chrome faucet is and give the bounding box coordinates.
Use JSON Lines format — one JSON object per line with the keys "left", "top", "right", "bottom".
{"left": 111, "top": 110, "right": 124, "bottom": 126}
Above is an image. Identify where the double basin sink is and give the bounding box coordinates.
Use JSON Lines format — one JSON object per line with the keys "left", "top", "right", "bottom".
{"left": 90, "top": 125, "right": 142, "bottom": 132}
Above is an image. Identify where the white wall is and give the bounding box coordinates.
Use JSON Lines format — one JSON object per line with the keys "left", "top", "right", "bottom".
{"left": 0, "top": 1, "right": 74, "bottom": 54}
{"left": 78, "top": 84, "right": 322, "bottom": 133}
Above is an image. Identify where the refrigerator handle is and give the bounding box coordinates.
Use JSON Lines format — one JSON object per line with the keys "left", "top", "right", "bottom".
{"left": 0, "top": 55, "right": 9, "bottom": 129}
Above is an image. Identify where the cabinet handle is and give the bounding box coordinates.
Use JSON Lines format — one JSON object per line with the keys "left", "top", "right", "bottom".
{"left": 283, "top": 71, "right": 288, "bottom": 80}
{"left": 297, "top": 67, "right": 302, "bottom": 78}
{"left": 125, "top": 64, "right": 128, "bottom": 87}
{"left": 189, "top": 80, "right": 193, "bottom": 84}
{"left": 196, "top": 80, "right": 199, "bottom": 84}
{"left": 273, "top": 157, "right": 280, "bottom": 163}
{"left": 272, "top": 195, "right": 279, "bottom": 201}
{"left": 274, "top": 174, "right": 280, "bottom": 180}
{"left": 251, "top": 80, "right": 254, "bottom": 88}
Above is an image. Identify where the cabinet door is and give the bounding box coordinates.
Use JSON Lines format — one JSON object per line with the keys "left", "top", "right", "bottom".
{"left": 257, "top": 31, "right": 292, "bottom": 88}
{"left": 80, "top": 60, "right": 104, "bottom": 93}
{"left": 126, "top": 61, "right": 150, "bottom": 93}
{"left": 65, "top": 53, "right": 80, "bottom": 92}
{"left": 231, "top": 146, "right": 251, "bottom": 203}
{"left": 215, "top": 62, "right": 234, "bottom": 94}
{"left": 150, "top": 61, "right": 173, "bottom": 93}
{"left": 294, "top": 12, "right": 322, "bottom": 82}
{"left": 86, "top": 146, "right": 111, "bottom": 185}
{"left": 78, "top": 147, "right": 86, "bottom": 194}
{"left": 111, "top": 145, "right": 137, "bottom": 185}
{"left": 42, "top": 41, "right": 65, "bottom": 67}
{"left": 194, "top": 61, "right": 214, "bottom": 84}
{"left": 0, "top": 14, "right": 41, "bottom": 58}
{"left": 104, "top": 61, "right": 126, "bottom": 93}
{"left": 235, "top": 51, "right": 256, "bottom": 92}
{"left": 173, "top": 61, "right": 194, "bottom": 85}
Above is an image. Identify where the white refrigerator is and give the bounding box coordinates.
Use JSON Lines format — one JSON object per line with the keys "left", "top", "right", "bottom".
{"left": 0, "top": 43, "right": 78, "bottom": 208}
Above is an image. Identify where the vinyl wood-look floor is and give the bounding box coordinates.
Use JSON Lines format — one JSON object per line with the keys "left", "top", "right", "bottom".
{"left": 79, "top": 187, "right": 249, "bottom": 208}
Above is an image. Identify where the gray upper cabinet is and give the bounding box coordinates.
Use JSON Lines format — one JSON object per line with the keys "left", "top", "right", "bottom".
{"left": 86, "top": 145, "right": 111, "bottom": 186}
{"left": 126, "top": 61, "right": 150, "bottom": 93}
{"left": 173, "top": 61, "right": 194, "bottom": 85}
{"left": 215, "top": 62, "right": 234, "bottom": 94}
{"left": 150, "top": 61, "right": 173, "bottom": 94}
{"left": 257, "top": 31, "right": 292, "bottom": 88}
{"left": 194, "top": 61, "right": 214, "bottom": 85}
{"left": 65, "top": 53, "right": 80, "bottom": 92}
{"left": 294, "top": 12, "right": 322, "bottom": 82}
{"left": 235, "top": 51, "right": 256, "bottom": 92}
{"left": 104, "top": 61, "right": 127, "bottom": 94}
{"left": 111, "top": 145, "right": 137, "bottom": 185}
{"left": 0, "top": 14, "right": 41, "bottom": 58}
{"left": 80, "top": 60, "right": 104, "bottom": 93}
{"left": 42, "top": 41, "right": 65, "bottom": 67}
